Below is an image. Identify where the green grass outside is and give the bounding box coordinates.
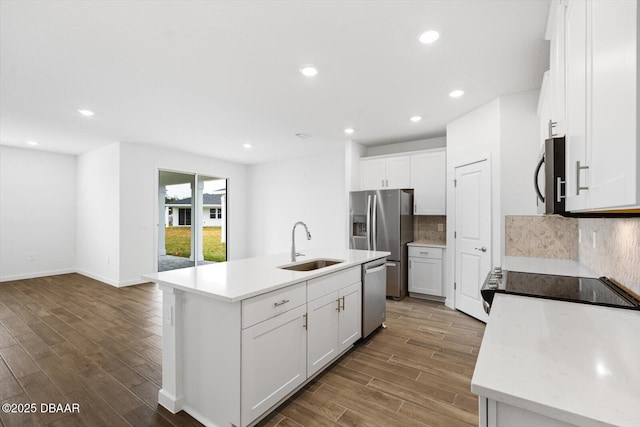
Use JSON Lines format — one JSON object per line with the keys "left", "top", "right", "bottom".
{"left": 165, "top": 226, "right": 227, "bottom": 262}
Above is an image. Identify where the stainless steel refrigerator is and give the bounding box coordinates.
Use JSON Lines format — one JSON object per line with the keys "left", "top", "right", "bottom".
{"left": 349, "top": 189, "right": 413, "bottom": 299}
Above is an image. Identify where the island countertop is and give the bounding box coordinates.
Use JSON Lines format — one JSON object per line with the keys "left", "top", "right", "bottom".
{"left": 471, "top": 293, "right": 640, "bottom": 427}
{"left": 142, "top": 248, "right": 390, "bottom": 302}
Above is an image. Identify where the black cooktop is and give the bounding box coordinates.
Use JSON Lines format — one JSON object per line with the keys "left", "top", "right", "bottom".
{"left": 481, "top": 270, "right": 640, "bottom": 310}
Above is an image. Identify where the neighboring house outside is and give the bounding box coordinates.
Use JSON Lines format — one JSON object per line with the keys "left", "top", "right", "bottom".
{"left": 165, "top": 193, "right": 225, "bottom": 227}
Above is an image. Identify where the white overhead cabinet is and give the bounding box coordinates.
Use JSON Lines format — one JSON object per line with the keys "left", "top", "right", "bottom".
{"left": 361, "top": 155, "right": 411, "bottom": 190}
{"left": 360, "top": 149, "right": 447, "bottom": 214}
{"left": 556, "top": 0, "right": 639, "bottom": 211}
{"left": 410, "top": 149, "right": 446, "bottom": 215}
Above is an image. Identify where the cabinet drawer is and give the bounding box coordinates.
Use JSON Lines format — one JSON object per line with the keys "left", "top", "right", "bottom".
{"left": 242, "top": 282, "right": 306, "bottom": 329}
{"left": 307, "top": 266, "right": 360, "bottom": 301}
{"left": 408, "top": 246, "right": 443, "bottom": 260}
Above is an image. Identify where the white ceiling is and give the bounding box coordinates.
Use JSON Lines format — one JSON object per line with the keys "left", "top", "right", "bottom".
{"left": 0, "top": 0, "right": 550, "bottom": 165}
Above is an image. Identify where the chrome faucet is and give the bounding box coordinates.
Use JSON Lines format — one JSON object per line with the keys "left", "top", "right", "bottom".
{"left": 291, "top": 221, "right": 312, "bottom": 262}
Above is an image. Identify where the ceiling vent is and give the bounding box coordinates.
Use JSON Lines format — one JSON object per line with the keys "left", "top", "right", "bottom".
{"left": 295, "top": 133, "right": 312, "bottom": 139}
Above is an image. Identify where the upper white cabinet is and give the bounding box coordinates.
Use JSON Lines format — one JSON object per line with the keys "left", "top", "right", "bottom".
{"left": 560, "top": 0, "right": 639, "bottom": 211}
{"left": 360, "top": 155, "right": 411, "bottom": 190}
{"left": 410, "top": 149, "right": 446, "bottom": 215}
{"left": 360, "top": 149, "right": 447, "bottom": 214}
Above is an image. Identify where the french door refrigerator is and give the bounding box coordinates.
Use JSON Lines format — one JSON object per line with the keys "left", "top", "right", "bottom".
{"left": 349, "top": 189, "right": 413, "bottom": 299}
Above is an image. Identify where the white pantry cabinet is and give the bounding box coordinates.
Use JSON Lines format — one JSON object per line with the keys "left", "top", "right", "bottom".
{"left": 360, "top": 155, "right": 411, "bottom": 190}
{"left": 561, "top": 0, "right": 639, "bottom": 211}
{"left": 408, "top": 246, "right": 444, "bottom": 297}
{"left": 410, "top": 149, "right": 446, "bottom": 215}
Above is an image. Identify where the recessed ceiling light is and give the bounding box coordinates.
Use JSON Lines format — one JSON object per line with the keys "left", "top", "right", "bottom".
{"left": 299, "top": 65, "right": 318, "bottom": 77}
{"left": 410, "top": 116, "right": 422, "bottom": 122}
{"left": 418, "top": 30, "right": 440, "bottom": 44}
{"left": 449, "top": 90, "right": 465, "bottom": 98}
{"left": 26, "top": 140, "right": 38, "bottom": 146}
{"left": 344, "top": 128, "right": 355, "bottom": 135}
{"left": 243, "top": 143, "right": 252, "bottom": 149}
{"left": 77, "top": 109, "right": 95, "bottom": 116}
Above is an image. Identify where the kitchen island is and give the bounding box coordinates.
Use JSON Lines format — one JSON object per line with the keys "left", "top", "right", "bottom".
{"left": 142, "top": 248, "right": 389, "bottom": 427}
{"left": 471, "top": 293, "right": 640, "bottom": 427}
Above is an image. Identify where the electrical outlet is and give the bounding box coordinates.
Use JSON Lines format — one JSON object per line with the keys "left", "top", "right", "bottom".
{"left": 592, "top": 231, "right": 597, "bottom": 249}
{"left": 437, "top": 223, "right": 444, "bottom": 232}
{"left": 28, "top": 253, "right": 36, "bottom": 261}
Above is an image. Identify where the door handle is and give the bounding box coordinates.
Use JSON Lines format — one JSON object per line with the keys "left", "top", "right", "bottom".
{"left": 474, "top": 247, "right": 487, "bottom": 252}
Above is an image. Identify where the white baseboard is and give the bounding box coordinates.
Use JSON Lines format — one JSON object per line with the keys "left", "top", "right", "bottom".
{"left": 75, "top": 269, "right": 122, "bottom": 287}
{"left": 0, "top": 269, "right": 75, "bottom": 282}
{"left": 158, "top": 389, "right": 183, "bottom": 413}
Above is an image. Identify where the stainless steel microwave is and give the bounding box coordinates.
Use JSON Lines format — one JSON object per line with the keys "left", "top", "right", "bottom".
{"left": 534, "top": 137, "right": 566, "bottom": 214}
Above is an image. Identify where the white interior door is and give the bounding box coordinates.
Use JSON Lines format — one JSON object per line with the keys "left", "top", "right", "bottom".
{"left": 454, "top": 160, "right": 491, "bottom": 322}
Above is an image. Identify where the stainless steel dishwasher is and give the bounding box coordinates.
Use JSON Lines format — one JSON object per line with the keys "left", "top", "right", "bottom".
{"left": 362, "top": 258, "right": 387, "bottom": 338}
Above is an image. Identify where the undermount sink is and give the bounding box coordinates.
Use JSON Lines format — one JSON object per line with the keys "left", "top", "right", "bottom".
{"left": 278, "top": 258, "right": 344, "bottom": 272}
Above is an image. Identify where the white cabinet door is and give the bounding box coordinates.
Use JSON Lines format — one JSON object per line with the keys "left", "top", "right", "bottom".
{"left": 361, "top": 158, "right": 386, "bottom": 190}
{"left": 241, "top": 305, "right": 307, "bottom": 427}
{"left": 409, "top": 258, "right": 443, "bottom": 296}
{"left": 338, "top": 282, "right": 361, "bottom": 352}
{"left": 385, "top": 156, "right": 411, "bottom": 189}
{"left": 307, "top": 292, "right": 340, "bottom": 377}
{"left": 587, "top": 0, "right": 637, "bottom": 209}
{"left": 549, "top": 2, "right": 567, "bottom": 137}
{"left": 564, "top": 0, "right": 588, "bottom": 211}
{"left": 410, "top": 150, "right": 446, "bottom": 215}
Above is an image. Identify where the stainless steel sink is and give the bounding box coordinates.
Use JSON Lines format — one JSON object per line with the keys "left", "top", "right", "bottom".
{"left": 278, "top": 258, "right": 344, "bottom": 272}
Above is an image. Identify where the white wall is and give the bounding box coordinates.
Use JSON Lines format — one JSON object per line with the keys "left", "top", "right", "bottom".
{"left": 0, "top": 146, "right": 77, "bottom": 281}
{"left": 444, "top": 89, "right": 540, "bottom": 308}
{"left": 445, "top": 99, "right": 501, "bottom": 308}
{"left": 247, "top": 148, "right": 347, "bottom": 257}
{"left": 76, "top": 143, "right": 121, "bottom": 285}
{"left": 118, "top": 142, "right": 248, "bottom": 285}
{"left": 366, "top": 136, "right": 446, "bottom": 156}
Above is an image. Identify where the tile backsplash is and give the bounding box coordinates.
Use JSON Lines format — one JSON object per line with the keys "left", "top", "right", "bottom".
{"left": 505, "top": 215, "right": 640, "bottom": 295}
{"left": 578, "top": 218, "right": 640, "bottom": 295}
{"left": 505, "top": 215, "right": 578, "bottom": 260}
{"left": 414, "top": 215, "right": 446, "bottom": 244}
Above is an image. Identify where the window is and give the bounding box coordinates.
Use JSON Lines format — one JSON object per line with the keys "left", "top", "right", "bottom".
{"left": 179, "top": 208, "right": 192, "bottom": 225}
{"left": 210, "top": 208, "right": 221, "bottom": 219}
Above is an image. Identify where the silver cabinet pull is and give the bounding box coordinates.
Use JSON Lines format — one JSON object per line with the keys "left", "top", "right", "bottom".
{"left": 419, "top": 251, "right": 429, "bottom": 255}
{"left": 381, "top": 179, "right": 384, "bottom": 187}
{"left": 341, "top": 296, "right": 345, "bottom": 311}
{"left": 274, "top": 299, "right": 290, "bottom": 307}
{"left": 556, "top": 177, "right": 566, "bottom": 202}
{"left": 474, "top": 247, "right": 487, "bottom": 252}
{"left": 303, "top": 314, "right": 307, "bottom": 330}
{"left": 336, "top": 298, "right": 341, "bottom": 312}
{"left": 385, "top": 179, "right": 389, "bottom": 187}
{"left": 548, "top": 119, "right": 557, "bottom": 138}
{"left": 576, "top": 161, "right": 589, "bottom": 195}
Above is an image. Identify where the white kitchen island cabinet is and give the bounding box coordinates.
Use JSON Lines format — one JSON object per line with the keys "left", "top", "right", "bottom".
{"left": 143, "top": 249, "right": 388, "bottom": 427}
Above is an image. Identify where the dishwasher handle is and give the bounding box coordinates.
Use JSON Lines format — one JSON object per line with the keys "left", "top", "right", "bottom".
{"left": 365, "top": 264, "right": 386, "bottom": 274}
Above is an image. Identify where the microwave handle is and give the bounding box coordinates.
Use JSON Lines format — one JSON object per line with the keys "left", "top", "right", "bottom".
{"left": 534, "top": 155, "right": 545, "bottom": 203}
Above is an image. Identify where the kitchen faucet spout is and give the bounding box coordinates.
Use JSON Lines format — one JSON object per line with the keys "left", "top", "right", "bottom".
{"left": 291, "top": 221, "right": 312, "bottom": 262}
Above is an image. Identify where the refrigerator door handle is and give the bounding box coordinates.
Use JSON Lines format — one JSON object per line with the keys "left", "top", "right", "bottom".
{"left": 366, "top": 195, "right": 371, "bottom": 250}
{"left": 372, "top": 194, "right": 377, "bottom": 251}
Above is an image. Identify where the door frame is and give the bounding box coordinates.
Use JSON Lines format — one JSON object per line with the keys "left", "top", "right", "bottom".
{"left": 450, "top": 153, "right": 494, "bottom": 313}
{"left": 154, "top": 167, "right": 229, "bottom": 273}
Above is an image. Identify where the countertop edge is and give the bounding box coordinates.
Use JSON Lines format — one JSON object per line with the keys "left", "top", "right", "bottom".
{"left": 142, "top": 252, "right": 390, "bottom": 302}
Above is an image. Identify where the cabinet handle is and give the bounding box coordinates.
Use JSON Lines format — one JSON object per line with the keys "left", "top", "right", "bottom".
{"left": 303, "top": 314, "right": 307, "bottom": 330}
{"left": 341, "top": 296, "right": 345, "bottom": 311}
{"left": 576, "top": 161, "right": 589, "bottom": 195}
{"left": 336, "top": 298, "right": 341, "bottom": 312}
{"left": 274, "top": 299, "right": 290, "bottom": 307}
{"left": 381, "top": 179, "right": 384, "bottom": 187}
{"left": 548, "top": 119, "right": 557, "bottom": 138}
{"left": 556, "top": 177, "right": 566, "bottom": 202}
{"left": 419, "top": 251, "right": 429, "bottom": 255}
{"left": 385, "top": 179, "right": 389, "bottom": 187}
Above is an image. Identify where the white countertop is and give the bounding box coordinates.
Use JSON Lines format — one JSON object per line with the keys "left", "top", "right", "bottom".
{"left": 407, "top": 241, "right": 446, "bottom": 248}
{"left": 503, "top": 256, "right": 596, "bottom": 277}
{"left": 142, "top": 248, "right": 390, "bottom": 303}
{"left": 472, "top": 294, "right": 640, "bottom": 427}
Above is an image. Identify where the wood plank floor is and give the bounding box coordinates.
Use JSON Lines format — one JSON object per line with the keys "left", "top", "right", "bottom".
{"left": 0, "top": 274, "right": 485, "bottom": 427}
